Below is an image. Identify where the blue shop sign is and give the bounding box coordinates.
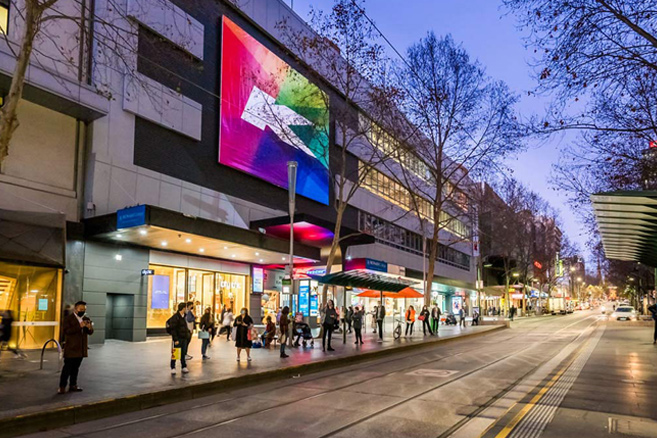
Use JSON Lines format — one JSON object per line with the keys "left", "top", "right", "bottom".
{"left": 365, "top": 258, "right": 388, "bottom": 273}
{"left": 117, "top": 205, "right": 146, "bottom": 229}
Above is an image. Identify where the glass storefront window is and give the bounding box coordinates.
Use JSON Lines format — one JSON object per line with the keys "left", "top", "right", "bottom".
{"left": 0, "top": 261, "right": 61, "bottom": 349}
{"left": 147, "top": 265, "right": 247, "bottom": 328}
{"left": 147, "top": 265, "right": 186, "bottom": 329}
{"left": 216, "top": 273, "right": 246, "bottom": 314}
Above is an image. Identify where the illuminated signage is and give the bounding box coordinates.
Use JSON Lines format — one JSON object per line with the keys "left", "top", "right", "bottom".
{"left": 533, "top": 261, "right": 543, "bottom": 269}
{"left": 299, "top": 281, "right": 310, "bottom": 317}
{"left": 219, "top": 17, "right": 330, "bottom": 204}
{"left": 252, "top": 267, "right": 264, "bottom": 293}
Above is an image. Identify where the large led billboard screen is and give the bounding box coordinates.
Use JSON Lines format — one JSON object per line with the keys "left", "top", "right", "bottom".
{"left": 219, "top": 17, "right": 330, "bottom": 205}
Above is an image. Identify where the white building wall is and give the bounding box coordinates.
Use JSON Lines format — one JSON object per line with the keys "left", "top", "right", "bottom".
{"left": 85, "top": 0, "right": 284, "bottom": 228}
{"left": 0, "top": 100, "right": 81, "bottom": 221}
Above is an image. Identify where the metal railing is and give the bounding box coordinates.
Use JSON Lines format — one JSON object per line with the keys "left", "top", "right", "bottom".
{"left": 40, "top": 338, "right": 62, "bottom": 370}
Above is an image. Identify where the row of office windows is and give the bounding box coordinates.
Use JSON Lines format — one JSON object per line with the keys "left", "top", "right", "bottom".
{"left": 363, "top": 117, "right": 469, "bottom": 213}
{"left": 357, "top": 211, "right": 471, "bottom": 271}
{"left": 359, "top": 163, "right": 471, "bottom": 239}
{"left": 0, "top": 0, "right": 8, "bottom": 34}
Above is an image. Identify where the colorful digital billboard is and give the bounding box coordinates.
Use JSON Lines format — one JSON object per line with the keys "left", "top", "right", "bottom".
{"left": 219, "top": 17, "right": 330, "bottom": 204}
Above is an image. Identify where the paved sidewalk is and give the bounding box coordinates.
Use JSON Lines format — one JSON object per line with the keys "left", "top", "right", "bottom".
{"left": 0, "top": 324, "right": 500, "bottom": 421}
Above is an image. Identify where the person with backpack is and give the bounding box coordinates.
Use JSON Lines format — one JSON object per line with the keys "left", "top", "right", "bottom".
{"left": 168, "top": 303, "right": 191, "bottom": 375}
{"left": 648, "top": 301, "right": 657, "bottom": 344}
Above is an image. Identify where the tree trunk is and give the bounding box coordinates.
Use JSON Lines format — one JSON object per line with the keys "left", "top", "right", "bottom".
{"left": 425, "top": 221, "right": 440, "bottom": 307}
{"left": 0, "top": 2, "right": 40, "bottom": 165}
{"left": 322, "top": 204, "right": 345, "bottom": 304}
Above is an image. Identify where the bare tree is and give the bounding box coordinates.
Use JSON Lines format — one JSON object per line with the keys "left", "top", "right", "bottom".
{"left": 0, "top": 0, "right": 198, "bottom": 165}
{"left": 396, "top": 33, "right": 524, "bottom": 305}
{"left": 274, "top": 0, "right": 409, "bottom": 304}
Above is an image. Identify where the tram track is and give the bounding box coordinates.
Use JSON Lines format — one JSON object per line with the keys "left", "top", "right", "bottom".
{"left": 52, "top": 314, "right": 598, "bottom": 438}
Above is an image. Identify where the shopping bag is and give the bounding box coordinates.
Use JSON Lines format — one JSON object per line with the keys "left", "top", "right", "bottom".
{"left": 171, "top": 347, "right": 181, "bottom": 361}
{"left": 230, "top": 327, "right": 237, "bottom": 341}
{"left": 198, "top": 330, "right": 210, "bottom": 340}
{"left": 418, "top": 315, "right": 425, "bottom": 321}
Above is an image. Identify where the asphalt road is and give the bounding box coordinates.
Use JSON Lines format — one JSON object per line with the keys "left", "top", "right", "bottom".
{"left": 23, "top": 310, "right": 657, "bottom": 438}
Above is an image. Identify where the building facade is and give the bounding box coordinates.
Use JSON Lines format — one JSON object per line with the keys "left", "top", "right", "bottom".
{"left": 0, "top": 0, "right": 477, "bottom": 347}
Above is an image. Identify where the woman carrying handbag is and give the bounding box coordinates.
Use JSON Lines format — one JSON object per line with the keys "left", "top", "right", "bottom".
{"left": 199, "top": 307, "right": 213, "bottom": 360}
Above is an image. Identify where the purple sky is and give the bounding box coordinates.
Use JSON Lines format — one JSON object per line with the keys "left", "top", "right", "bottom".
{"left": 292, "top": 0, "right": 586, "bottom": 252}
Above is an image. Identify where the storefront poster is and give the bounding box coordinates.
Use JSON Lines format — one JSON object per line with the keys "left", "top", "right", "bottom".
{"left": 452, "top": 296, "right": 462, "bottom": 313}
{"left": 253, "top": 267, "right": 264, "bottom": 293}
{"left": 38, "top": 299, "right": 48, "bottom": 311}
{"left": 299, "top": 281, "right": 310, "bottom": 316}
{"left": 152, "top": 275, "right": 170, "bottom": 309}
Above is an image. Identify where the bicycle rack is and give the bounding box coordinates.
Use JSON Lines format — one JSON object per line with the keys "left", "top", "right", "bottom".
{"left": 40, "top": 338, "right": 62, "bottom": 370}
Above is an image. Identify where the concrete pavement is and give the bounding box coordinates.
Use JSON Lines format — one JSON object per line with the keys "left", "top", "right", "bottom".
{"left": 0, "top": 322, "right": 502, "bottom": 436}
{"left": 13, "top": 311, "right": 633, "bottom": 438}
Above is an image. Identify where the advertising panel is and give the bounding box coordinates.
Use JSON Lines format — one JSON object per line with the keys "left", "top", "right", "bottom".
{"left": 151, "top": 275, "right": 170, "bottom": 310}
{"left": 252, "top": 267, "right": 264, "bottom": 293}
{"left": 219, "top": 17, "right": 330, "bottom": 204}
{"left": 299, "top": 280, "right": 310, "bottom": 317}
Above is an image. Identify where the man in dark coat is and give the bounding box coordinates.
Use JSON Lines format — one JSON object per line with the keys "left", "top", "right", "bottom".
{"left": 169, "top": 302, "right": 192, "bottom": 374}
{"left": 58, "top": 301, "right": 94, "bottom": 394}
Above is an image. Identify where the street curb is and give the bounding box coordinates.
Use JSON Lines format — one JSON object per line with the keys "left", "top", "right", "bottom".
{"left": 0, "top": 325, "right": 506, "bottom": 438}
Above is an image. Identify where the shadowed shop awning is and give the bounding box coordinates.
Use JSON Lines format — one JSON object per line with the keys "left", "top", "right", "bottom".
{"left": 591, "top": 191, "right": 657, "bottom": 266}
{"left": 310, "top": 270, "right": 418, "bottom": 292}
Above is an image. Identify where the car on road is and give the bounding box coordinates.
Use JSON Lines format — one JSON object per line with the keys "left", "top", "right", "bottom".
{"left": 610, "top": 306, "right": 637, "bottom": 321}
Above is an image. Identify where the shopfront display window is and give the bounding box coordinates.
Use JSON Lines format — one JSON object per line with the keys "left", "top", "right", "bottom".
{"left": 147, "top": 265, "right": 247, "bottom": 329}
{"left": 0, "top": 261, "right": 61, "bottom": 349}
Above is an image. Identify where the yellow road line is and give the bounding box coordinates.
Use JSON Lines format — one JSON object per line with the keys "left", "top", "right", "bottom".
{"left": 488, "top": 343, "right": 584, "bottom": 438}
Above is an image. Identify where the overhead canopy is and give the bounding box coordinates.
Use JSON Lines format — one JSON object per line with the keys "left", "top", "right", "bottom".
{"left": 310, "top": 270, "right": 418, "bottom": 292}
{"left": 0, "top": 209, "right": 66, "bottom": 267}
{"left": 356, "top": 287, "right": 423, "bottom": 299}
{"left": 591, "top": 191, "right": 657, "bottom": 266}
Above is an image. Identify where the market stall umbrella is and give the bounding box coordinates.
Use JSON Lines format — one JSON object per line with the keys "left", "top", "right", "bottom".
{"left": 356, "top": 287, "right": 423, "bottom": 299}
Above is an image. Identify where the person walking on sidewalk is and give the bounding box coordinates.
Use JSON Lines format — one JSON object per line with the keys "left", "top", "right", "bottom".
{"left": 234, "top": 308, "right": 253, "bottom": 361}
{"left": 376, "top": 301, "right": 386, "bottom": 342}
{"left": 431, "top": 306, "right": 441, "bottom": 334}
{"left": 199, "top": 307, "right": 214, "bottom": 360}
{"left": 509, "top": 305, "right": 516, "bottom": 322}
{"left": 321, "top": 300, "right": 338, "bottom": 352}
{"left": 222, "top": 308, "right": 234, "bottom": 341}
{"left": 184, "top": 302, "right": 195, "bottom": 360}
{"left": 58, "top": 301, "right": 94, "bottom": 394}
{"left": 371, "top": 305, "right": 378, "bottom": 333}
{"left": 420, "top": 305, "right": 433, "bottom": 335}
{"left": 405, "top": 305, "right": 416, "bottom": 337}
{"left": 0, "top": 310, "right": 25, "bottom": 359}
{"left": 648, "top": 301, "right": 657, "bottom": 344}
{"left": 168, "top": 303, "right": 191, "bottom": 375}
{"left": 279, "top": 306, "right": 290, "bottom": 358}
{"left": 353, "top": 306, "right": 364, "bottom": 345}
{"left": 346, "top": 306, "right": 354, "bottom": 334}
{"left": 458, "top": 307, "right": 466, "bottom": 327}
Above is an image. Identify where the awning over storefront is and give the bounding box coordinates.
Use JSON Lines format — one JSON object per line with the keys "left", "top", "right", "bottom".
{"left": 591, "top": 191, "right": 657, "bottom": 265}
{"left": 84, "top": 205, "right": 321, "bottom": 265}
{"left": 0, "top": 209, "right": 66, "bottom": 267}
{"left": 310, "top": 270, "right": 418, "bottom": 292}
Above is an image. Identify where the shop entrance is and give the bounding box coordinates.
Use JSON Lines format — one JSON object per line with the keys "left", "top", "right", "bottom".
{"left": 105, "top": 294, "right": 134, "bottom": 341}
{"left": 146, "top": 265, "right": 247, "bottom": 331}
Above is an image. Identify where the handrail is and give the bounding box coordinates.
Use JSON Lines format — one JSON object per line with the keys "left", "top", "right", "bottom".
{"left": 40, "top": 338, "right": 62, "bottom": 370}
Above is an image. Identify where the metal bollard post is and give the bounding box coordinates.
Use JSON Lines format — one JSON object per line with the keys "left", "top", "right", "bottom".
{"left": 40, "top": 338, "right": 62, "bottom": 370}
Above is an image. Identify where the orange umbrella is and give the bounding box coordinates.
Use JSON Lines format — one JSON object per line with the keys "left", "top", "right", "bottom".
{"left": 356, "top": 287, "right": 423, "bottom": 299}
